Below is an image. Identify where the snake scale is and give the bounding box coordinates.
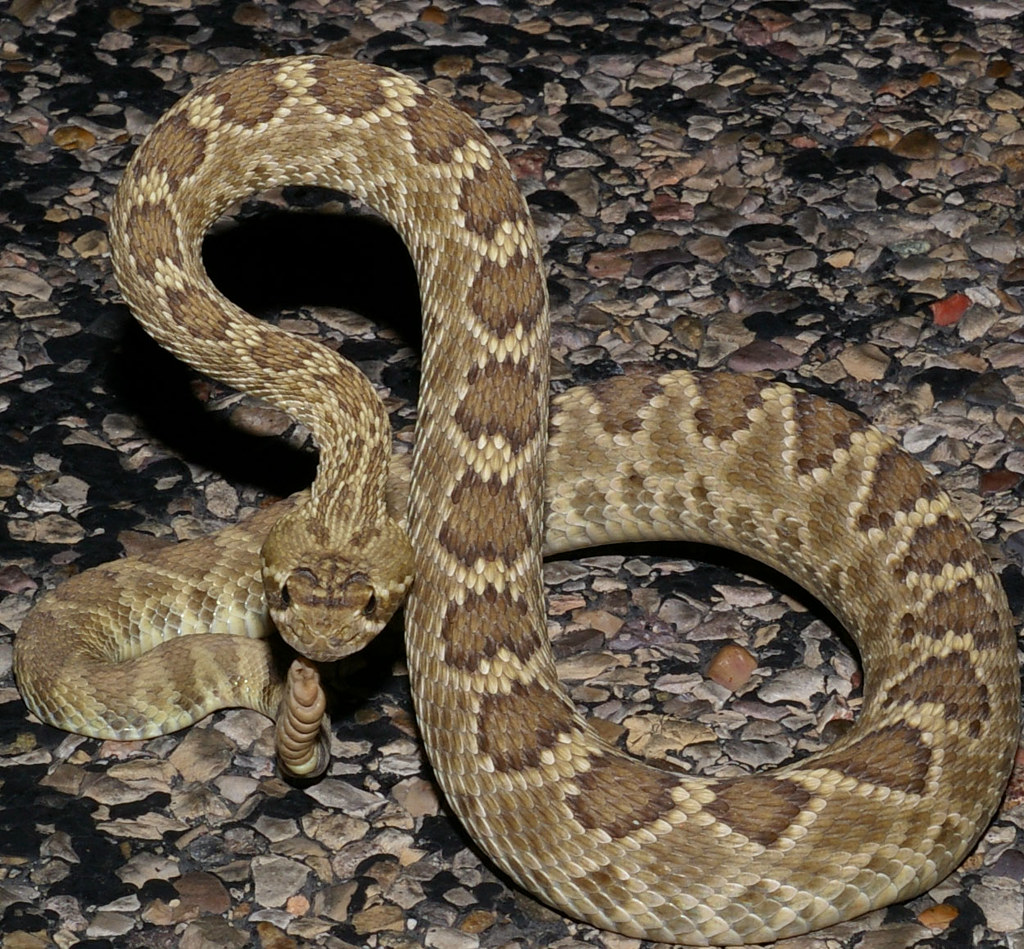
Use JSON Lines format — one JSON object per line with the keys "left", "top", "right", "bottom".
{"left": 14, "top": 57, "right": 1019, "bottom": 945}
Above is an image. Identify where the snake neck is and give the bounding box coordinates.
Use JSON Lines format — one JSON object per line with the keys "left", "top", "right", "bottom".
{"left": 108, "top": 58, "right": 445, "bottom": 528}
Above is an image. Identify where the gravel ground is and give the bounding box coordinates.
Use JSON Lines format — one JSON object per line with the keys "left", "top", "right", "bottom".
{"left": 2, "top": 1, "right": 1024, "bottom": 947}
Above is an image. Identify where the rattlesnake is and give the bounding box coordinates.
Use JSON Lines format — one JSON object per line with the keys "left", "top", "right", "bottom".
{"left": 14, "top": 57, "right": 1019, "bottom": 945}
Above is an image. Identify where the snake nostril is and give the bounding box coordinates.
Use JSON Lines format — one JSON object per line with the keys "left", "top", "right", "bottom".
{"left": 280, "top": 583, "right": 291, "bottom": 608}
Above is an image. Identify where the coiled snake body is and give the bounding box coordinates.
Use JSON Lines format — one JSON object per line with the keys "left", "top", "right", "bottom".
{"left": 14, "top": 57, "right": 1019, "bottom": 945}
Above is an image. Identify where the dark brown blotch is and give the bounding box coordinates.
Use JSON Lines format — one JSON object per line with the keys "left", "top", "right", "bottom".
{"left": 305, "top": 59, "right": 390, "bottom": 121}
{"left": 704, "top": 777, "right": 811, "bottom": 847}
{"left": 465, "top": 253, "right": 545, "bottom": 339}
{"left": 893, "top": 516, "right": 976, "bottom": 583}
{"left": 454, "top": 356, "right": 543, "bottom": 455}
{"left": 869, "top": 445, "right": 940, "bottom": 517}
{"left": 476, "top": 679, "right": 576, "bottom": 773}
{"left": 586, "top": 368, "right": 665, "bottom": 437}
{"left": 568, "top": 753, "right": 678, "bottom": 839}
{"left": 458, "top": 159, "right": 531, "bottom": 243}
{"left": 214, "top": 85, "right": 287, "bottom": 129}
{"left": 442, "top": 588, "right": 544, "bottom": 673}
{"left": 692, "top": 372, "right": 765, "bottom": 444}
{"left": 440, "top": 470, "right": 534, "bottom": 566}
{"left": 972, "top": 602, "right": 1012, "bottom": 652}
{"left": 178, "top": 59, "right": 293, "bottom": 130}
{"left": 144, "top": 111, "right": 209, "bottom": 191}
{"left": 120, "top": 200, "right": 184, "bottom": 274}
{"left": 402, "top": 95, "right": 475, "bottom": 166}
{"left": 905, "top": 585, "right": 1008, "bottom": 652}
{"left": 790, "top": 388, "right": 871, "bottom": 477}
{"left": 886, "top": 653, "right": 990, "bottom": 738}
{"left": 161, "top": 283, "right": 231, "bottom": 336}
{"left": 817, "top": 723, "right": 932, "bottom": 795}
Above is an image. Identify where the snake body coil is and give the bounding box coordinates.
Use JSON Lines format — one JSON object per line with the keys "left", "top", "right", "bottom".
{"left": 14, "top": 58, "right": 1019, "bottom": 944}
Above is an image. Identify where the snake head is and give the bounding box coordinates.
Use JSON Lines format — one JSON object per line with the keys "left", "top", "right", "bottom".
{"left": 261, "top": 509, "right": 414, "bottom": 662}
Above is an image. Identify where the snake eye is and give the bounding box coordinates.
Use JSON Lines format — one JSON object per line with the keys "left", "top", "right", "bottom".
{"left": 363, "top": 593, "right": 377, "bottom": 617}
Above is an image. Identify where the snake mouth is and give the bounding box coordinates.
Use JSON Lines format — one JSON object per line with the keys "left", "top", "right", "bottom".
{"left": 277, "top": 622, "right": 376, "bottom": 664}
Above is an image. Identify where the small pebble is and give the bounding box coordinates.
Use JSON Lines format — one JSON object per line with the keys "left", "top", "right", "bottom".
{"left": 707, "top": 644, "right": 758, "bottom": 691}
